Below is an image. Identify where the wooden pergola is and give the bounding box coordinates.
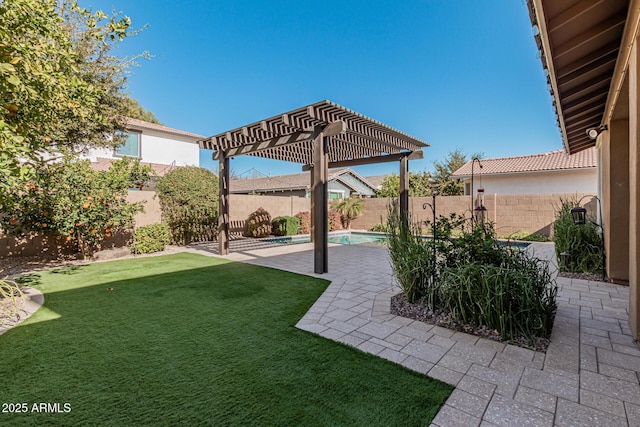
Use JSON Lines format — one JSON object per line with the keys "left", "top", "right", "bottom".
{"left": 199, "top": 100, "right": 428, "bottom": 273}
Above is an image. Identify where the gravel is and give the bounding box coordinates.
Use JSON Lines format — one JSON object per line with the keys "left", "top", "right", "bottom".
{"left": 390, "top": 293, "right": 551, "bottom": 352}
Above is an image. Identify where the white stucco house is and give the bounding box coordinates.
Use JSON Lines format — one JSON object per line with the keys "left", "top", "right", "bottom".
{"left": 451, "top": 148, "right": 598, "bottom": 195}
{"left": 86, "top": 118, "right": 205, "bottom": 177}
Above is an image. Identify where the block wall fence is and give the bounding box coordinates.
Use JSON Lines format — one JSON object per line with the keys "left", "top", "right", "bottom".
{"left": 0, "top": 192, "right": 595, "bottom": 258}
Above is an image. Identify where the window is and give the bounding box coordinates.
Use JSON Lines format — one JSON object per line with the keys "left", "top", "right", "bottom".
{"left": 115, "top": 131, "right": 141, "bottom": 158}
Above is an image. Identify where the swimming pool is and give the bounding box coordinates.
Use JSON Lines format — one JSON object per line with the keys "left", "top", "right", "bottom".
{"left": 266, "top": 231, "right": 531, "bottom": 248}
{"left": 266, "top": 231, "right": 387, "bottom": 246}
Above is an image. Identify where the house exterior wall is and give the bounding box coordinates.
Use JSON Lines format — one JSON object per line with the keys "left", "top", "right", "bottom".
{"left": 462, "top": 169, "right": 597, "bottom": 195}
{"left": 85, "top": 130, "right": 199, "bottom": 167}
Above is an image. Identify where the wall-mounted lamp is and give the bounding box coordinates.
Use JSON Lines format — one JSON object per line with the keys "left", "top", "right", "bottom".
{"left": 586, "top": 125, "right": 608, "bottom": 140}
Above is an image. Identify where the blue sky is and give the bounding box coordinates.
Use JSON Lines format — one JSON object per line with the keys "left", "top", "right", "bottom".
{"left": 85, "top": 0, "right": 560, "bottom": 178}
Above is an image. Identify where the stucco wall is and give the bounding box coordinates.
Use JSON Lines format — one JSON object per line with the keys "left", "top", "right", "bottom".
{"left": 462, "top": 169, "right": 597, "bottom": 195}
{"left": 86, "top": 130, "right": 199, "bottom": 167}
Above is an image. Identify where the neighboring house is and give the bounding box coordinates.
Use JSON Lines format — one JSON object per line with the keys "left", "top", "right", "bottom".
{"left": 85, "top": 117, "right": 205, "bottom": 177}
{"left": 451, "top": 148, "right": 598, "bottom": 195}
{"left": 230, "top": 168, "right": 377, "bottom": 199}
{"left": 365, "top": 175, "right": 388, "bottom": 192}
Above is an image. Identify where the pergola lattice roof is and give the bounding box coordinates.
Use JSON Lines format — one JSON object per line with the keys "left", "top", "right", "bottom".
{"left": 199, "top": 100, "right": 428, "bottom": 165}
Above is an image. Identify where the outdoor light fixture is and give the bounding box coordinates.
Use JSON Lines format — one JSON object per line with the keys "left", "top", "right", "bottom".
{"left": 470, "top": 157, "right": 483, "bottom": 222}
{"left": 570, "top": 206, "right": 587, "bottom": 225}
{"left": 586, "top": 125, "right": 608, "bottom": 140}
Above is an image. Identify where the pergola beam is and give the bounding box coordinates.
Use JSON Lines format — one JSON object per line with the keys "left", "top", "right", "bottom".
{"left": 301, "top": 150, "right": 423, "bottom": 171}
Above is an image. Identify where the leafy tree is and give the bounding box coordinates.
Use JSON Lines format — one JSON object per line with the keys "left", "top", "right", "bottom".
{"left": 375, "top": 171, "right": 434, "bottom": 197}
{"left": 331, "top": 197, "right": 365, "bottom": 229}
{"left": 156, "top": 167, "right": 219, "bottom": 244}
{"left": 0, "top": 0, "right": 137, "bottom": 202}
{"left": 0, "top": 157, "right": 151, "bottom": 259}
{"left": 432, "top": 149, "right": 481, "bottom": 196}
{"left": 124, "top": 97, "right": 163, "bottom": 124}
{"left": 376, "top": 174, "right": 400, "bottom": 198}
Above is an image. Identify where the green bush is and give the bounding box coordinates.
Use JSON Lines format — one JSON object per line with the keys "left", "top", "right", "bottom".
{"left": 386, "top": 203, "right": 557, "bottom": 344}
{"left": 369, "top": 223, "right": 388, "bottom": 233}
{"left": 439, "top": 251, "right": 556, "bottom": 341}
{"left": 501, "top": 231, "right": 550, "bottom": 242}
{"left": 272, "top": 216, "right": 300, "bottom": 236}
{"left": 245, "top": 208, "right": 272, "bottom": 238}
{"left": 295, "top": 212, "right": 311, "bottom": 234}
{"left": 386, "top": 204, "right": 435, "bottom": 304}
{"left": 553, "top": 197, "right": 603, "bottom": 273}
{"left": 156, "top": 167, "right": 219, "bottom": 245}
{"left": 132, "top": 223, "right": 170, "bottom": 254}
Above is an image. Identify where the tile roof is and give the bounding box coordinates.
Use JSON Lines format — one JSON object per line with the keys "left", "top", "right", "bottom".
{"left": 230, "top": 168, "right": 376, "bottom": 193}
{"left": 125, "top": 118, "right": 206, "bottom": 141}
{"left": 451, "top": 147, "right": 598, "bottom": 178}
{"left": 365, "top": 175, "right": 388, "bottom": 189}
{"left": 90, "top": 157, "right": 177, "bottom": 177}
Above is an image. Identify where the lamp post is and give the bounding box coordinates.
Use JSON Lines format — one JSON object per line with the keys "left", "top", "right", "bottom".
{"left": 470, "top": 157, "right": 483, "bottom": 222}
{"left": 423, "top": 179, "right": 439, "bottom": 286}
{"left": 570, "top": 195, "right": 606, "bottom": 281}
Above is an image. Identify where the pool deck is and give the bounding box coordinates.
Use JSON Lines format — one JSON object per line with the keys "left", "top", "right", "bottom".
{"left": 189, "top": 239, "right": 640, "bottom": 427}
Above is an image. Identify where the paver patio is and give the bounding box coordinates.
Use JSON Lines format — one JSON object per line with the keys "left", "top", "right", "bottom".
{"left": 189, "top": 240, "right": 640, "bottom": 426}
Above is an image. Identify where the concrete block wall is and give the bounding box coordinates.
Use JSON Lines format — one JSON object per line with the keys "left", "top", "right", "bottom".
{"left": 1, "top": 191, "right": 596, "bottom": 258}
{"left": 350, "top": 193, "right": 595, "bottom": 237}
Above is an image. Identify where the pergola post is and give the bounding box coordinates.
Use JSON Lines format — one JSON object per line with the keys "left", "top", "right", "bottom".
{"left": 218, "top": 151, "right": 230, "bottom": 255}
{"left": 309, "top": 170, "right": 314, "bottom": 243}
{"left": 399, "top": 155, "right": 409, "bottom": 228}
{"left": 312, "top": 131, "right": 329, "bottom": 273}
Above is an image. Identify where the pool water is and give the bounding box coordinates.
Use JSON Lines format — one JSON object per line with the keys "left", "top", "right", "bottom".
{"left": 328, "top": 232, "right": 386, "bottom": 245}
{"left": 268, "top": 232, "right": 531, "bottom": 248}
{"left": 269, "top": 232, "right": 386, "bottom": 246}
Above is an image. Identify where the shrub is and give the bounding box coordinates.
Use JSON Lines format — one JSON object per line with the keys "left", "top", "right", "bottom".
{"left": 156, "top": 167, "right": 219, "bottom": 245}
{"left": 132, "top": 223, "right": 170, "bottom": 254}
{"left": 439, "top": 250, "right": 556, "bottom": 341}
{"left": 295, "top": 212, "right": 311, "bottom": 234}
{"left": 329, "top": 209, "right": 342, "bottom": 231}
{"left": 501, "top": 231, "right": 550, "bottom": 242}
{"left": 369, "top": 223, "right": 388, "bottom": 233}
{"left": 553, "top": 197, "right": 603, "bottom": 273}
{"left": 386, "top": 203, "right": 557, "bottom": 344}
{"left": 386, "top": 204, "right": 434, "bottom": 304}
{"left": 245, "top": 208, "right": 272, "bottom": 238}
{"left": 272, "top": 216, "right": 300, "bottom": 236}
{"left": 0, "top": 157, "right": 150, "bottom": 259}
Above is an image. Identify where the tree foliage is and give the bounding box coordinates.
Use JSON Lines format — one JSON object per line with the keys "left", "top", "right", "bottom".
{"left": 0, "top": 157, "right": 151, "bottom": 259}
{"left": 375, "top": 171, "right": 433, "bottom": 197}
{"left": 156, "top": 167, "right": 219, "bottom": 244}
{"left": 432, "top": 149, "right": 468, "bottom": 196}
{"left": 124, "top": 97, "right": 162, "bottom": 124}
{"left": 431, "top": 149, "right": 484, "bottom": 196}
{"left": 0, "top": 0, "right": 137, "bottom": 202}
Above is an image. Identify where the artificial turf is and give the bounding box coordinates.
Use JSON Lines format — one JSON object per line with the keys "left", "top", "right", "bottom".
{"left": 0, "top": 253, "right": 452, "bottom": 426}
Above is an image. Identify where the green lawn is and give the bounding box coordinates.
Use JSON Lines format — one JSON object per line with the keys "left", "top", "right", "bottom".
{"left": 0, "top": 253, "right": 451, "bottom": 426}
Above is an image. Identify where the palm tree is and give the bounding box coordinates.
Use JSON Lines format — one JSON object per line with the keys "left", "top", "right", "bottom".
{"left": 331, "top": 197, "right": 365, "bottom": 229}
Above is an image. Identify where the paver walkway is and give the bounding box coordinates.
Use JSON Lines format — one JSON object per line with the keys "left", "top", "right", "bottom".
{"left": 190, "top": 240, "right": 640, "bottom": 426}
